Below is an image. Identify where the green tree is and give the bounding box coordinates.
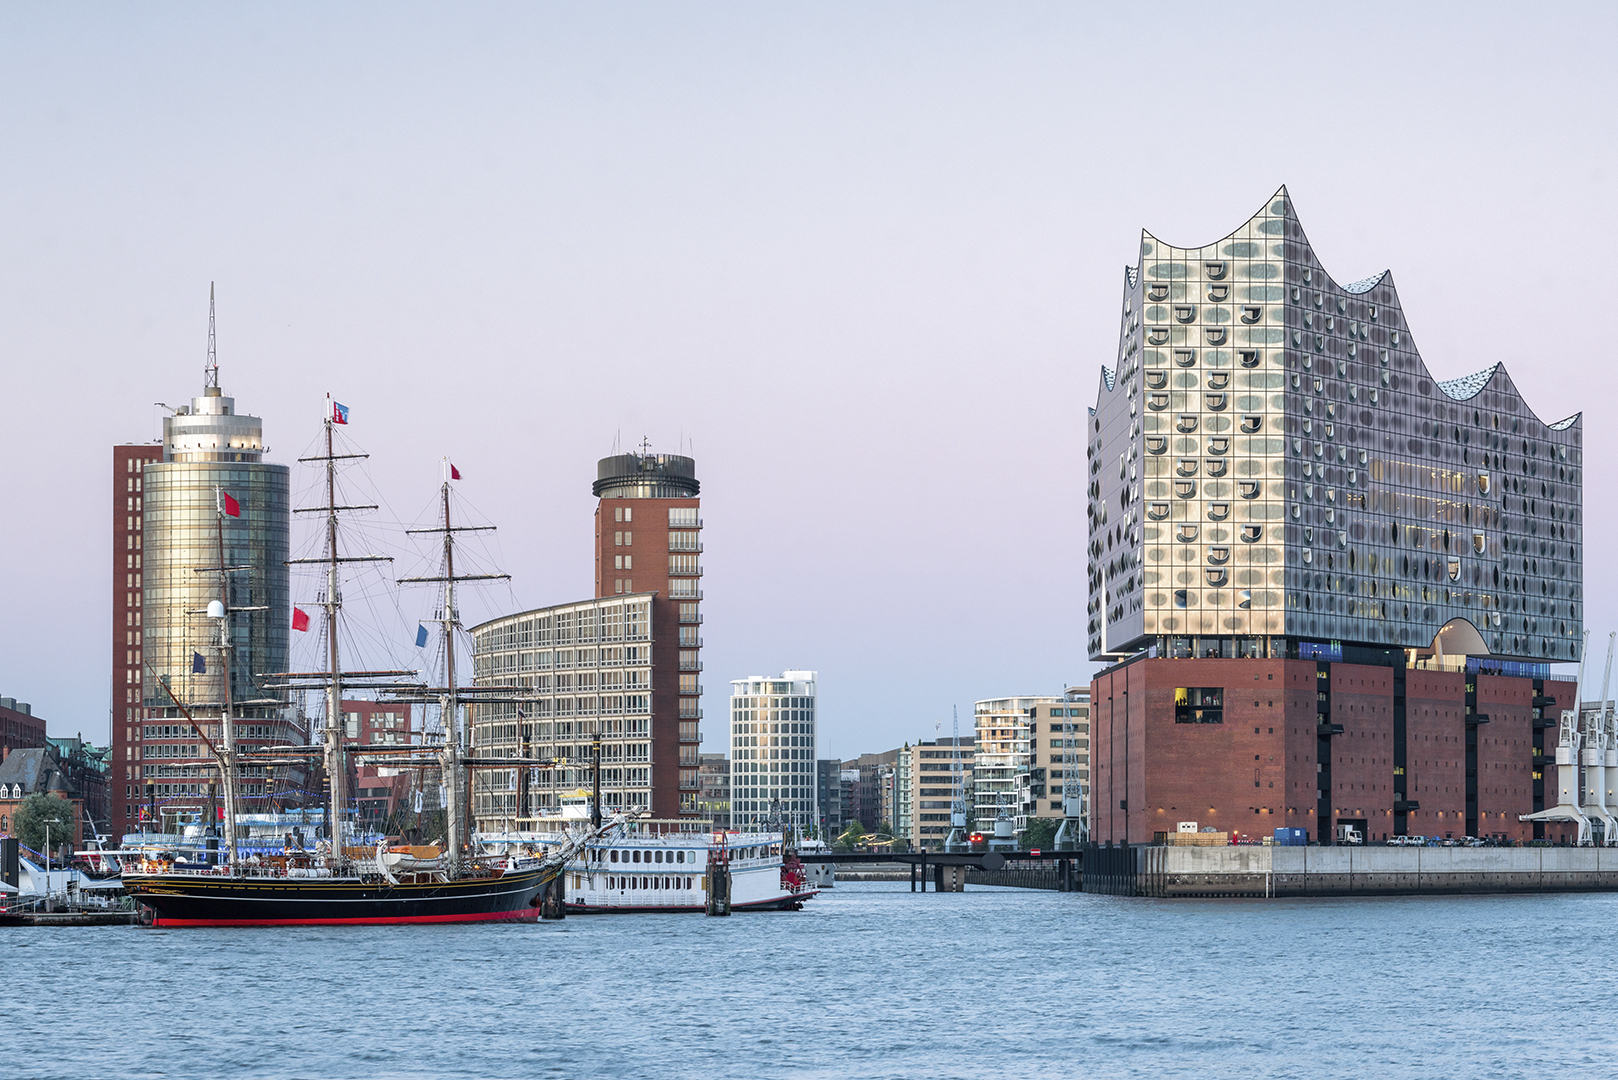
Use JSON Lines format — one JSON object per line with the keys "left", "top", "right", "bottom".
{"left": 1019, "top": 816, "right": 1059, "bottom": 851}
{"left": 834, "top": 821, "right": 867, "bottom": 852}
{"left": 15, "top": 792, "right": 76, "bottom": 852}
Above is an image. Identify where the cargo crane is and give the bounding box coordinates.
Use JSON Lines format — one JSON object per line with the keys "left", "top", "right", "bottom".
{"left": 1522, "top": 629, "right": 1593, "bottom": 844}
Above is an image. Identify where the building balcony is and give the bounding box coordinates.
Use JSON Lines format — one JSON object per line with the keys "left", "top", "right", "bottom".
{"left": 679, "top": 610, "right": 703, "bottom": 625}
{"left": 668, "top": 566, "right": 704, "bottom": 577}
{"left": 669, "top": 587, "right": 704, "bottom": 601}
{"left": 668, "top": 540, "right": 704, "bottom": 553}
{"left": 679, "top": 658, "right": 703, "bottom": 672}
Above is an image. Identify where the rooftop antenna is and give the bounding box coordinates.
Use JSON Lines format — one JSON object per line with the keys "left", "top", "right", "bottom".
{"left": 204, "top": 281, "right": 219, "bottom": 389}
{"left": 639, "top": 435, "right": 652, "bottom": 457}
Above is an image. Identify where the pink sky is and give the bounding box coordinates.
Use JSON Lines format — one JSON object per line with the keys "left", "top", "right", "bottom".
{"left": 1, "top": 4, "right": 1613, "bottom": 757}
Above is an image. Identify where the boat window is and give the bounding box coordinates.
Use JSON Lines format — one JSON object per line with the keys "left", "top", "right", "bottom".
{"left": 632, "top": 850, "right": 641, "bottom": 863}
{"left": 676, "top": 850, "right": 685, "bottom": 863}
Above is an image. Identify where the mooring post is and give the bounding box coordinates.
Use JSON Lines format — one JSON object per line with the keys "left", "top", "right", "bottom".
{"left": 919, "top": 849, "right": 927, "bottom": 892}
{"left": 910, "top": 861, "right": 916, "bottom": 892}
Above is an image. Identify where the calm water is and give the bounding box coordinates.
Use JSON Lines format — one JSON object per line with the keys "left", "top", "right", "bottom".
{"left": 6, "top": 882, "right": 1618, "bottom": 1079}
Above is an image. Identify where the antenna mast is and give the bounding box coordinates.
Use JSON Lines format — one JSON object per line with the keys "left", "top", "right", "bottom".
{"left": 204, "top": 282, "right": 219, "bottom": 389}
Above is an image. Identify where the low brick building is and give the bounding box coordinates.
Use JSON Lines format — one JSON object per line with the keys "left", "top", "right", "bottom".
{"left": 1090, "top": 652, "right": 1574, "bottom": 846}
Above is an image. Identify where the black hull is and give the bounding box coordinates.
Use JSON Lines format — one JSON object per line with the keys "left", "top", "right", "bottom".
{"left": 124, "top": 865, "right": 558, "bottom": 926}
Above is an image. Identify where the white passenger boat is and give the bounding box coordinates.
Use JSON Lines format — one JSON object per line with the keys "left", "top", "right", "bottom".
{"left": 479, "top": 806, "right": 817, "bottom": 913}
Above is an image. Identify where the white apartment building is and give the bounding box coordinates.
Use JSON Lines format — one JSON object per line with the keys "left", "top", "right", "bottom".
{"left": 729, "top": 671, "right": 817, "bottom": 831}
{"left": 974, "top": 690, "right": 1089, "bottom": 832}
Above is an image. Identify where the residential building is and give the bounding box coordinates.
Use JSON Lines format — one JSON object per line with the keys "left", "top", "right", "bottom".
{"left": 1016, "top": 688, "right": 1090, "bottom": 827}
{"left": 728, "top": 671, "right": 817, "bottom": 831}
{"left": 815, "top": 759, "right": 842, "bottom": 838}
{"left": 339, "top": 699, "right": 417, "bottom": 827}
{"left": 0, "top": 698, "right": 46, "bottom": 761}
{"left": 843, "top": 749, "right": 899, "bottom": 832}
{"left": 0, "top": 741, "right": 107, "bottom": 846}
{"left": 1087, "top": 188, "right": 1582, "bottom": 844}
{"left": 112, "top": 441, "right": 162, "bottom": 840}
{"left": 697, "top": 752, "right": 730, "bottom": 830}
{"left": 901, "top": 736, "right": 975, "bottom": 850}
{"left": 838, "top": 768, "right": 858, "bottom": 832}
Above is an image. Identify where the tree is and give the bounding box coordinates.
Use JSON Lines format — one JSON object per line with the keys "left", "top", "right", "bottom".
{"left": 15, "top": 792, "right": 76, "bottom": 853}
{"left": 834, "top": 821, "right": 867, "bottom": 852}
{"left": 1019, "top": 816, "right": 1059, "bottom": 851}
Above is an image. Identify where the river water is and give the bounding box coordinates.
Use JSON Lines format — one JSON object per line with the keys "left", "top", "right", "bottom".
{"left": 6, "top": 882, "right": 1617, "bottom": 1079}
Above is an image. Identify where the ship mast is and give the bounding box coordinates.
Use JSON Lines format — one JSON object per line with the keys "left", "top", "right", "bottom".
{"left": 321, "top": 414, "right": 347, "bottom": 863}
{"left": 399, "top": 464, "right": 508, "bottom": 876}
{"left": 213, "top": 488, "right": 240, "bottom": 869}
{"left": 283, "top": 400, "right": 393, "bottom": 870}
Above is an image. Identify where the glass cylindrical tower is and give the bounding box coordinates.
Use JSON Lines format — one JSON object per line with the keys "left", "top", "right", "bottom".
{"left": 142, "top": 386, "right": 290, "bottom": 718}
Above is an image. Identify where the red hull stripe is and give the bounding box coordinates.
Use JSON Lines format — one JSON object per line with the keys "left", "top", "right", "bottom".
{"left": 153, "top": 907, "right": 544, "bottom": 928}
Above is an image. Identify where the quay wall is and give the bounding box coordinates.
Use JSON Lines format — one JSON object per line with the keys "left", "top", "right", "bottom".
{"left": 1132, "top": 846, "right": 1618, "bottom": 898}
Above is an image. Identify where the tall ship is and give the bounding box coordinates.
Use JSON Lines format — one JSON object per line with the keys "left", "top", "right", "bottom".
{"left": 123, "top": 403, "right": 587, "bottom": 925}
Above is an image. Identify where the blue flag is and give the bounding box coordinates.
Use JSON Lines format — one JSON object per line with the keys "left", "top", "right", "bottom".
{"left": 192, "top": 652, "right": 206, "bottom": 673}
{"left": 415, "top": 624, "right": 429, "bottom": 648}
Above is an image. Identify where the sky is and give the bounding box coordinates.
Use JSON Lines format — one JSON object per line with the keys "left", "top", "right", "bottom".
{"left": 2, "top": 3, "right": 1615, "bottom": 759}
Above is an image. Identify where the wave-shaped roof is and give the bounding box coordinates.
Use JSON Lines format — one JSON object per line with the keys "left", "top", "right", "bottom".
{"left": 1436, "top": 364, "right": 1501, "bottom": 401}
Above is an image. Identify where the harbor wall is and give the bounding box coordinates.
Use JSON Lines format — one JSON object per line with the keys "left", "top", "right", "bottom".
{"left": 1131, "top": 845, "right": 1618, "bottom": 898}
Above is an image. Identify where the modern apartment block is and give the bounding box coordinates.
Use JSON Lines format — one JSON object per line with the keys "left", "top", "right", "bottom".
{"left": 815, "top": 758, "right": 843, "bottom": 838}
{"left": 836, "top": 750, "right": 899, "bottom": 832}
{"left": 1018, "top": 689, "right": 1089, "bottom": 826}
{"left": 728, "top": 671, "right": 817, "bottom": 831}
{"left": 697, "top": 752, "right": 730, "bottom": 830}
{"left": 900, "top": 736, "right": 974, "bottom": 850}
{"left": 973, "top": 696, "right": 1071, "bottom": 831}
{"left": 470, "top": 594, "right": 665, "bottom": 825}
{"left": 1088, "top": 188, "right": 1582, "bottom": 845}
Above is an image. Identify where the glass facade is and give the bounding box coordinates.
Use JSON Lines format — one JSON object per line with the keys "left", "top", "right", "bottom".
{"left": 728, "top": 672, "right": 816, "bottom": 830}
{"left": 1089, "top": 187, "right": 1581, "bottom": 663}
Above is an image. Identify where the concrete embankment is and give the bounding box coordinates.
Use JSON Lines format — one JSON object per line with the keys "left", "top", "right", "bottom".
{"left": 1130, "top": 845, "right": 1618, "bottom": 898}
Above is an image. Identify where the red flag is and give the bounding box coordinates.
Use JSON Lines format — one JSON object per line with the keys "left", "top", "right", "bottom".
{"left": 222, "top": 491, "right": 240, "bottom": 517}
{"left": 450, "top": 464, "right": 461, "bottom": 480}
{"left": 292, "top": 607, "right": 310, "bottom": 632}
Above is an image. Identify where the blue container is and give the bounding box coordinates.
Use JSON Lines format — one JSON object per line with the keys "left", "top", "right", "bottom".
{"left": 1272, "top": 827, "right": 1307, "bottom": 846}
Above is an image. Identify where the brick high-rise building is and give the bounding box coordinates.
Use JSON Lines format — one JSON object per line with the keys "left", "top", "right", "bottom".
{"left": 111, "top": 442, "right": 163, "bottom": 839}
{"left": 468, "top": 449, "right": 704, "bottom": 827}
{"left": 1088, "top": 188, "right": 1582, "bottom": 846}
{"left": 593, "top": 450, "right": 704, "bottom": 816}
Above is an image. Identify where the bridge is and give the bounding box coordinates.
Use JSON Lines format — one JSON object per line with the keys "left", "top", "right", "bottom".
{"left": 796, "top": 849, "right": 1082, "bottom": 892}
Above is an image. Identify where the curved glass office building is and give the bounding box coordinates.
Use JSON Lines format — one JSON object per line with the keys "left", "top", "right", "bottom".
{"left": 143, "top": 385, "right": 289, "bottom": 712}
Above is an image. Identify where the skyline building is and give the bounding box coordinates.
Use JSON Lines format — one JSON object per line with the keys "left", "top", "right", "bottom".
{"left": 1088, "top": 185, "right": 1581, "bottom": 666}
{"left": 728, "top": 670, "right": 817, "bottom": 831}
{"left": 468, "top": 447, "right": 705, "bottom": 826}
{"left": 112, "top": 298, "right": 299, "bottom": 838}
{"left": 1088, "top": 189, "right": 1584, "bottom": 846}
